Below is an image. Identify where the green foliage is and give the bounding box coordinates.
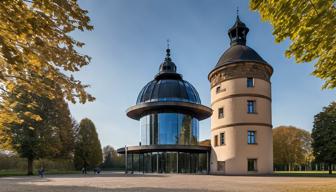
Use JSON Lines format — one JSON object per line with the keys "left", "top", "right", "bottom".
{"left": 0, "top": 84, "right": 76, "bottom": 175}
{"left": 0, "top": 0, "right": 94, "bottom": 103}
{"left": 74, "top": 118, "right": 103, "bottom": 170}
{"left": 250, "top": 0, "right": 336, "bottom": 89}
{"left": 312, "top": 102, "right": 336, "bottom": 172}
{"left": 273, "top": 126, "right": 313, "bottom": 169}
{"left": 0, "top": 154, "right": 75, "bottom": 172}
{"left": 102, "top": 145, "right": 124, "bottom": 169}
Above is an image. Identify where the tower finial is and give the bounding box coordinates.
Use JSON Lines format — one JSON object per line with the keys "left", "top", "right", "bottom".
{"left": 236, "top": 6, "right": 240, "bottom": 20}
{"left": 159, "top": 39, "right": 176, "bottom": 73}
{"left": 166, "top": 39, "right": 171, "bottom": 59}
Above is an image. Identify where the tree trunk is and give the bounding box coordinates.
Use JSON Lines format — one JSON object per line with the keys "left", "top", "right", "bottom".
{"left": 329, "top": 163, "right": 332, "bottom": 175}
{"left": 27, "top": 158, "right": 34, "bottom": 175}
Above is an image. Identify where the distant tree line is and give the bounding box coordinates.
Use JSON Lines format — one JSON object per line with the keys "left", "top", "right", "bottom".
{"left": 273, "top": 102, "right": 336, "bottom": 174}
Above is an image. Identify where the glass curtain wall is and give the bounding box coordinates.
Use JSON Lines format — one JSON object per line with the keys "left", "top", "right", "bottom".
{"left": 140, "top": 113, "right": 199, "bottom": 145}
{"left": 126, "top": 152, "right": 208, "bottom": 174}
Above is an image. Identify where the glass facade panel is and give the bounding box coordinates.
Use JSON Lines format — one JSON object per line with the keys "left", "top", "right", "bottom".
{"left": 140, "top": 113, "right": 199, "bottom": 145}
{"left": 158, "top": 113, "right": 178, "bottom": 144}
{"left": 126, "top": 152, "right": 208, "bottom": 174}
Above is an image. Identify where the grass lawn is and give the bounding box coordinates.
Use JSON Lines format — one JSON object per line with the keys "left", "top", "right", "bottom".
{"left": 274, "top": 170, "right": 336, "bottom": 177}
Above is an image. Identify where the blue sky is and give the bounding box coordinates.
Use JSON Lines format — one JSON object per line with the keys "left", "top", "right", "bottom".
{"left": 70, "top": 0, "right": 336, "bottom": 148}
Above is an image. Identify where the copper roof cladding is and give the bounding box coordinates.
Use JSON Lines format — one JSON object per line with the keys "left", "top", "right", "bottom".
{"left": 209, "top": 16, "right": 273, "bottom": 79}
{"left": 127, "top": 48, "right": 212, "bottom": 120}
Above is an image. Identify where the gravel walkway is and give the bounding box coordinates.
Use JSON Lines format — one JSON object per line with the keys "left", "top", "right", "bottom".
{"left": 0, "top": 172, "right": 335, "bottom": 192}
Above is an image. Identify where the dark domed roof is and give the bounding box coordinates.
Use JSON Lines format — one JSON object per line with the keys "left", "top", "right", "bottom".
{"left": 128, "top": 48, "right": 212, "bottom": 121}
{"left": 136, "top": 48, "right": 201, "bottom": 104}
{"left": 212, "top": 16, "right": 270, "bottom": 71}
{"left": 215, "top": 44, "right": 268, "bottom": 68}
{"left": 136, "top": 79, "right": 201, "bottom": 104}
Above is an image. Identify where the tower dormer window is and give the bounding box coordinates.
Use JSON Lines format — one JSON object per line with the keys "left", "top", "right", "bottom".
{"left": 247, "top": 77, "right": 254, "bottom": 88}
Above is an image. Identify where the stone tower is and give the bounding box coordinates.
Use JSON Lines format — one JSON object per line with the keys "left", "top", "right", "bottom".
{"left": 208, "top": 16, "right": 273, "bottom": 175}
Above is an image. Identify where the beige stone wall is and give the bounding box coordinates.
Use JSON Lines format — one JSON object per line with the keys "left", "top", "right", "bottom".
{"left": 209, "top": 64, "right": 273, "bottom": 175}
{"left": 210, "top": 125, "right": 273, "bottom": 174}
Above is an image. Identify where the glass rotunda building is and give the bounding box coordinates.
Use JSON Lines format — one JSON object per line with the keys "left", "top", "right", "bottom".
{"left": 117, "top": 48, "right": 212, "bottom": 174}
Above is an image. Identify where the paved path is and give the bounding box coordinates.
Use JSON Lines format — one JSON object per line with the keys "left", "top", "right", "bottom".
{"left": 0, "top": 172, "right": 335, "bottom": 192}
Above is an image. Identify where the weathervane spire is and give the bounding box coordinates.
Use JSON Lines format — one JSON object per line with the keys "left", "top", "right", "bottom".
{"left": 236, "top": 6, "right": 240, "bottom": 20}
{"left": 165, "top": 39, "right": 171, "bottom": 59}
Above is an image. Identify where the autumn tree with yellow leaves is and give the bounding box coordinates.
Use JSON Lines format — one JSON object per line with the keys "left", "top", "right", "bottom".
{"left": 250, "top": 0, "right": 336, "bottom": 89}
{"left": 273, "top": 126, "right": 313, "bottom": 171}
{"left": 0, "top": 0, "right": 94, "bottom": 175}
{"left": 1, "top": 84, "right": 76, "bottom": 175}
{"left": 0, "top": 1, "right": 93, "bottom": 146}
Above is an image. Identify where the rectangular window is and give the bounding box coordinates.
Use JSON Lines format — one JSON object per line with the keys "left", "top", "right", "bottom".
{"left": 247, "top": 159, "right": 257, "bottom": 172}
{"left": 220, "top": 132, "right": 225, "bottom": 145}
{"left": 247, "top": 100, "right": 256, "bottom": 113}
{"left": 214, "top": 135, "right": 218, "bottom": 147}
{"left": 218, "top": 108, "right": 224, "bottom": 119}
{"left": 248, "top": 130, "right": 256, "bottom": 144}
{"left": 217, "top": 161, "right": 225, "bottom": 172}
{"left": 216, "top": 86, "right": 221, "bottom": 93}
{"left": 247, "top": 77, "right": 254, "bottom": 88}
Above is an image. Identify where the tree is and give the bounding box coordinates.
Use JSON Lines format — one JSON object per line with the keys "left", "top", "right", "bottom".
{"left": 0, "top": 0, "right": 94, "bottom": 122}
{"left": 0, "top": 85, "right": 75, "bottom": 175}
{"left": 102, "top": 145, "right": 114, "bottom": 168}
{"left": 102, "top": 145, "right": 124, "bottom": 169}
{"left": 104, "top": 145, "right": 124, "bottom": 169}
{"left": 273, "top": 126, "right": 313, "bottom": 171}
{"left": 250, "top": 1, "right": 336, "bottom": 89}
{"left": 312, "top": 102, "right": 336, "bottom": 174}
{"left": 74, "top": 118, "right": 102, "bottom": 170}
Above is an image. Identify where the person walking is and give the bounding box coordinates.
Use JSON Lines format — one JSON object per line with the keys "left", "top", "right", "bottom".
{"left": 82, "top": 161, "right": 88, "bottom": 174}
{"left": 38, "top": 167, "right": 45, "bottom": 178}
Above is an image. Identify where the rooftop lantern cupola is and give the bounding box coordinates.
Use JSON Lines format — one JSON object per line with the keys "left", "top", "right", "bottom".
{"left": 155, "top": 47, "right": 182, "bottom": 80}
{"left": 228, "top": 15, "right": 250, "bottom": 46}
{"left": 159, "top": 48, "right": 177, "bottom": 73}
